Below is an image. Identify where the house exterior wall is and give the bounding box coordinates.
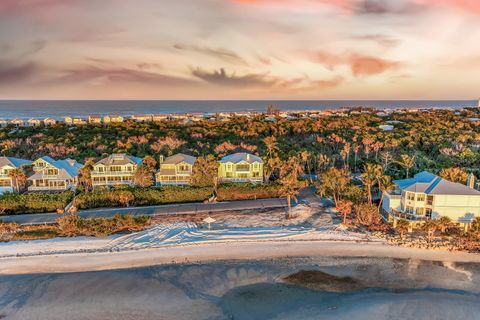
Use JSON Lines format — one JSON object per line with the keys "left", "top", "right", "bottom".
{"left": 91, "top": 163, "right": 138, "bottom": 186}
{"left": 28, "top": 159, "right": 77, "bottom": 191}
{"left": 218, "top": 161, "right": 263, "bottom": 183}
{"left": 156, "top": 162, "right": 193, "bottom": 186}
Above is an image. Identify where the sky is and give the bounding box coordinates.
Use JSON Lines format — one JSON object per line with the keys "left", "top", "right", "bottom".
{"left": 0, "top": 0, "right": 480, "bottom": 100}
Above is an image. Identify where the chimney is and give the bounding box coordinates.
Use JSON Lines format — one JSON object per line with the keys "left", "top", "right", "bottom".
{"left": 246, "top": 154, "right": 250, "bottom": 161}
{"left": 159, "top": 155, "right": 164, "bottom": 164}
{"left": 467, "top": 173, "right": 476, "bottom": 189}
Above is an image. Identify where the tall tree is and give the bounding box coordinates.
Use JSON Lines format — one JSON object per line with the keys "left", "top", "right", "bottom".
{"left": 133, "top": 165, "right": 154, "bottom": 187}
{"left": 279, "top": 172, "right": 304, "bottom": 218}
{"left": 191, "top": 155, "right": 218, "bottom": 187}
{"left": 439, "top": 167, "right": 468, "bottom": 184}
{"left": 8, "top": 168, "right": 27, "bottom": 193}
{"left": 398, "top": 154, "right": 416, "bottom": 178}
{"left": 361, "top": 163, "right": 382, "bottom": 205}
{"left": 78, "top": 159, "right": 94, "bottom": 192}
{"left": 317, "top": 168, "right": 351, "bottom": 206}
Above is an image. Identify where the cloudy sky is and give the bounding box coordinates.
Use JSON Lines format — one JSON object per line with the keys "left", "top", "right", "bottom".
{"left": 1, "top": 0, "right": 480, "bottom": 99}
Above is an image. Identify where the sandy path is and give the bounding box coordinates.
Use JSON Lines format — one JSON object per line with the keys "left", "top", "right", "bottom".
{"left": 1, "top": 241, "right": 480, "bottom": 275}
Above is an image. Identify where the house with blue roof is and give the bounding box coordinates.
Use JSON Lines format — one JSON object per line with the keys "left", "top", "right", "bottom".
{"left": 382, "top": 171, "right": 480, "bottom": 224}
{"left": 28, "top": 156, "right": 83, "bottom": 192}
{"left": 0, "top": 157, "right": 32, "bottom": 194}
{"left": 218, "top": 152, "right": 263, "bottom": 184}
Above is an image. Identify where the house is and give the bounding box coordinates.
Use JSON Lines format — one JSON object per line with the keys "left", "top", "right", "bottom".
{"left": 27, "top": 118, "right": 42, "bottom": 127}
{"left": 379, "top": 124, "right": 394, "bottom": 131}
{"left": 64, "top": 117, "right": 86, "bottom": 125}
{"left": 88, "top": 115, "right": 102, "bottom": 124}
{"left": 28, "top": 156, "right": 83, "bottom": 192}
{"left": 43, "top": 118, "right": 57, "bottom": 126}
{"left": 218, "top": 152, "right": 263, "bottom": 184}
{"left": 10, "top": 118, "right": 25, "bottom": 127}
{"left": 91, "top": 154, "right": 143, "bottom": 187}
{"left": 103, "top": 115, "right": 124, "bottom": 124}
{"left": 156, "top": 153, "right": 196, "bottom": 186}
{"left": 0, "top": 119, "right": 7, "bottom": 127}
{"left": 382, "top": 171, "right": 480, "bottom": 224}
{"left": 0, "top": 157, "right": 32, "bottom": 194}
{"left": 152, "top": 114, "right": 168, "bottom": 122}
{"left": 131, "top": 114, "right": 153, "bottom": 122}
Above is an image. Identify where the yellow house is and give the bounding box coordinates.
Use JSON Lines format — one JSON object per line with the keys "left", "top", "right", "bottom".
{"left": 0, "top": 157, "right": 32, "bottom": 194}
{"left": 103, "top": 115, "right": 124, "bottom": 124}
{"left": 218, "top": 152, "right": 263, "bottom": 184}
{"left": 156, "top": 153, "right": 196, "bottom": 186}
{"left": 91, "top": 154, "right": 143, "bottom": 187}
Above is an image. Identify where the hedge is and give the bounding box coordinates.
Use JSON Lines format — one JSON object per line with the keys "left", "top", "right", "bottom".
{"left": 216, "top": 183, "right": 282, "bottom": 201}
{"left": 0, "top": 191, "right": 74, "bottom": 215}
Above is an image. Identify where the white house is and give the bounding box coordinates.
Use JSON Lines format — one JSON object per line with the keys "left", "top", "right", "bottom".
{"left": 10, "top": 118, "right": 25, "bottom": 127}
{"left": 382, "top": 171, "right": 480, "bottom": 224}
{"left": 43, "top": 118, "right": 57, "bottom": 126}
{"left": 27, "top": 118, "right": 42, "bottom": 127}
{"left": 0, "top": 157, "right": 32, "bottom": 194}
{"left": 28, "top": 156, "right": 83, "bottom": 192}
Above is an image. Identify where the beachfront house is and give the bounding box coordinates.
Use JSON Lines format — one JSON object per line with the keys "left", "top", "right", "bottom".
{"left": 27, "top": 118, "right": 42, "bottom": 127}
{"left": 103, "top": 115, "right": 124, "bottom": 124}
{"left": 156, "top": 153, "right": 196, "bottom": 186}
{"left": 10, "top": 118, "right": 25, "bottom": 127}
{"left": 88, "top": 115, "right": 102, "bottom": 124}
{"left": 0, "top": 157, "right": 32, "bottom": 194}
{"left": 43, "top": 118, "right": 57, "bottom": 126}
{"left": 382, "top": 171, "right": 480, "bottom": 225}
{"left": 91, "top": 153, "right": 143, "bottom": 187}
{"left": 131, "top": 114, "right": 153, "bottom": 122}
{"left": 28, "top": 156, "right": 83, "bottom": 192}
{"left": 218, "top": 152, "right": 263, "bottom": 184}
{"left": 64, "top": 117, "right": 86, "bottom": 125}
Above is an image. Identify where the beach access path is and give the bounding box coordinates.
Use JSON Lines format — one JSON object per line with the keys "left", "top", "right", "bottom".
{"left": 0, "top": 197, "right": 289, "bottom": 225}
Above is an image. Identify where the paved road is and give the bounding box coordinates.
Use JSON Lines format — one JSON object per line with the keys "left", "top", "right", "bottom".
{"left": 0, "top": 198, "right": 288, "bottom": 225}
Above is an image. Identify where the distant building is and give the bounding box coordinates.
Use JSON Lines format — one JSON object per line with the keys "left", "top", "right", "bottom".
{"left": 88, "top": 115, "right": 102, "bottom": 124}
{"left": 156, "top": 153, "right": 196, "bottom": 186}
{"left": 43, "top": 118, "right": 57, "bottom": 126}
{"left": 27, "top": 118, "right": 42, "bottom": 127}
{"left": 152, "top": 114, "right": 168, "bottom": 122}
{"left": 0, "top": 157, "right": 32, "bottom": 194}
{"left": 379, "top": 124, "right": 394, "bottom": 131}
{"left": 64, "top": 117, "right": 86, "bottom": 125}
{"left": 28, "top": 157, "right": 83, "bottom": 192}
{"left": 91, "top": 154, "right": 143, "bottom": 187}
{"left": 103, "top": 115, "right": 124, "bottom": 124}
{"left": 131, "top": 114, "right": 153, "bottom": 122}
{"left": 0, "top": 119, "right": 7, "bottom": 127}
{"left": 382, "top": 171, "right": 480, "bottom": 224}
{"left": 218, "top": 152, "right": 263, "bottom": 184}
{"left": 10, "top": 118, "right": 25, "bottom": 127}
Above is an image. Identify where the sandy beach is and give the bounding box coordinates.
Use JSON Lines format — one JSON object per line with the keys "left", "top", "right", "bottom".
{"left": 2, "top": 240, "right": 480, "bottom": 275}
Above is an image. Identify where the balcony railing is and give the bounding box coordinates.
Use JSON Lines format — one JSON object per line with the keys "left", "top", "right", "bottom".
{"left": 92, "top": 171, "right": 133, "bottom": 175}
{"left": 28, "top": 185, "right": 69, "bottom": 191}
{"left": 388, "top": 209, "right": 430, "bottom": 221}
{"left": 221, "top": 177, "right": 263, "bottom": 183}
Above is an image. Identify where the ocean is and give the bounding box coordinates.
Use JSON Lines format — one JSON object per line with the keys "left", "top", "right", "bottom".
{"left": 0, "top": 100, "right": 476, "bottom": 120}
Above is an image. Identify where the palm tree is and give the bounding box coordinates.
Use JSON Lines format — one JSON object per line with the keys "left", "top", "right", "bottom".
{"left": 317, "top": 167, "right": 351, "bottom": 206}
{"left": 8, "top": 169, "right": 27, "bottom": 193}
{"left": 437, "top": 216, "right": 452, "bottom": 234}
{"left": 279, "top": 172, "right": 304, "bottom": 218}
{"left": 398, "top": 154, "right": 416, "bottom": 178}
{"left": 361, "top": 163, "right": 382, "bottom": 205}
{"left": 300, "top": 150, "right": 312, "bottom": 182}
{"left": 395, "top": 219, "right": 410, "bottom": 240}
{"left": 422, "top": 220, "right": 439, "bottom": 243}
{"left": 263, "top": 136, "right": 279, "bottom": 159}
{"left": 78, "top": 159, "right": 94, "bottom": 192}
{"left": 380, "top": 151, "right": 393, "bottom": 172}
{"left": 376, "top": 174, "right": 394, "bottom": 210}
{"left": 336, "top": 200, "right": 353, "bottom": 225}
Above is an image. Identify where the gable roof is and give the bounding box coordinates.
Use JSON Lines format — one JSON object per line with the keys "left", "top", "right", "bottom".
{"left": 0, "top": 157, "right": 32, "bottom": 169}
{"left": 95, "top": 154, "right": 143, "bottom": 166}
{"left": 394, "top": 171, "right": 480, "bottom": 196}
{"left": 162, "top": 153, "right": 196, "bottom": 166}
{"left": 220, "top": 152, "right": 263, "bottom": 164}
{"left": 29, "top": 157, "right": 83, "bottom": 180}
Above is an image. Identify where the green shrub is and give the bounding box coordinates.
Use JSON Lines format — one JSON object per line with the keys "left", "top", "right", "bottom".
{"left": 217, "top": 183, "right": 282, "bottom": 201}
{"left": 0, "top": 191, "right": 74, "bottom": 214}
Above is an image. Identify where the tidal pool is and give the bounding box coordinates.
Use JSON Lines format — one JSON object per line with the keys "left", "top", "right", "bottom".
{"left": 0, "top": 257, "right": 479, "bottom": 319}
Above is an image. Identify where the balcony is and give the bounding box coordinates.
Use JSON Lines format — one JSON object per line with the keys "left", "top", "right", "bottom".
{"left": 221, "top": 177, "right": 263, "bottom": 183}
{"left": 28, "top": 185, "right": 69, "bottom": 191}
{"left": 92, "top": 171, "right": 133, "bottom": 176}
{"left": 387, "top": 209, "right": 430, "bottom": 222}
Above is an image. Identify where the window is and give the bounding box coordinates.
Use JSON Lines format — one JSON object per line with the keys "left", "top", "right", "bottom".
{"left": 236, "top": 164, "right": 250, "bottom": 171}
{"left": 0, "top": 179, "right": 11, "bottom": 187}
{"left": 427, "top": 195, "right": 434, "bottom": 206}
{"left": 406, "top": 206, "right": 414, "bottom": 214}
{"left": 407, "top": 193, "right": 415, "bottom": 201}
{"left": 415, "top": 207, "right": 424, "bottom": 216}
{"left": 416, "top": 194, "right": 425, "bottom": 202}
{"left": 227, "top": 164, "right": 232, "bottom": 171}
{"left": 425, "top": 208, "right": 432, "bottom": 218}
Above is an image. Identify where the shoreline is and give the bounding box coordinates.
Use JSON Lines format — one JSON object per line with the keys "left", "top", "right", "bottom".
{"left": 1, "top": 240, "right": 480, "bottom": 275}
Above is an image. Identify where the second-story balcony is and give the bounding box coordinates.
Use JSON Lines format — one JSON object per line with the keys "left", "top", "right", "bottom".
{"left": 92, "top": 170, "right": 133, "bottom": 176}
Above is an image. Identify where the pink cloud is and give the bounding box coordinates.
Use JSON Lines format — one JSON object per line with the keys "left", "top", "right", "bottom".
{"left": 311, "top": 51, "right": 401, "bottom": 77}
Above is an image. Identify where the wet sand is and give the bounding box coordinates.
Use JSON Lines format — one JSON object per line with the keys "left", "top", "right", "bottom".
{"left": 2, "top": 241, "right": 480, "bottom": 275}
